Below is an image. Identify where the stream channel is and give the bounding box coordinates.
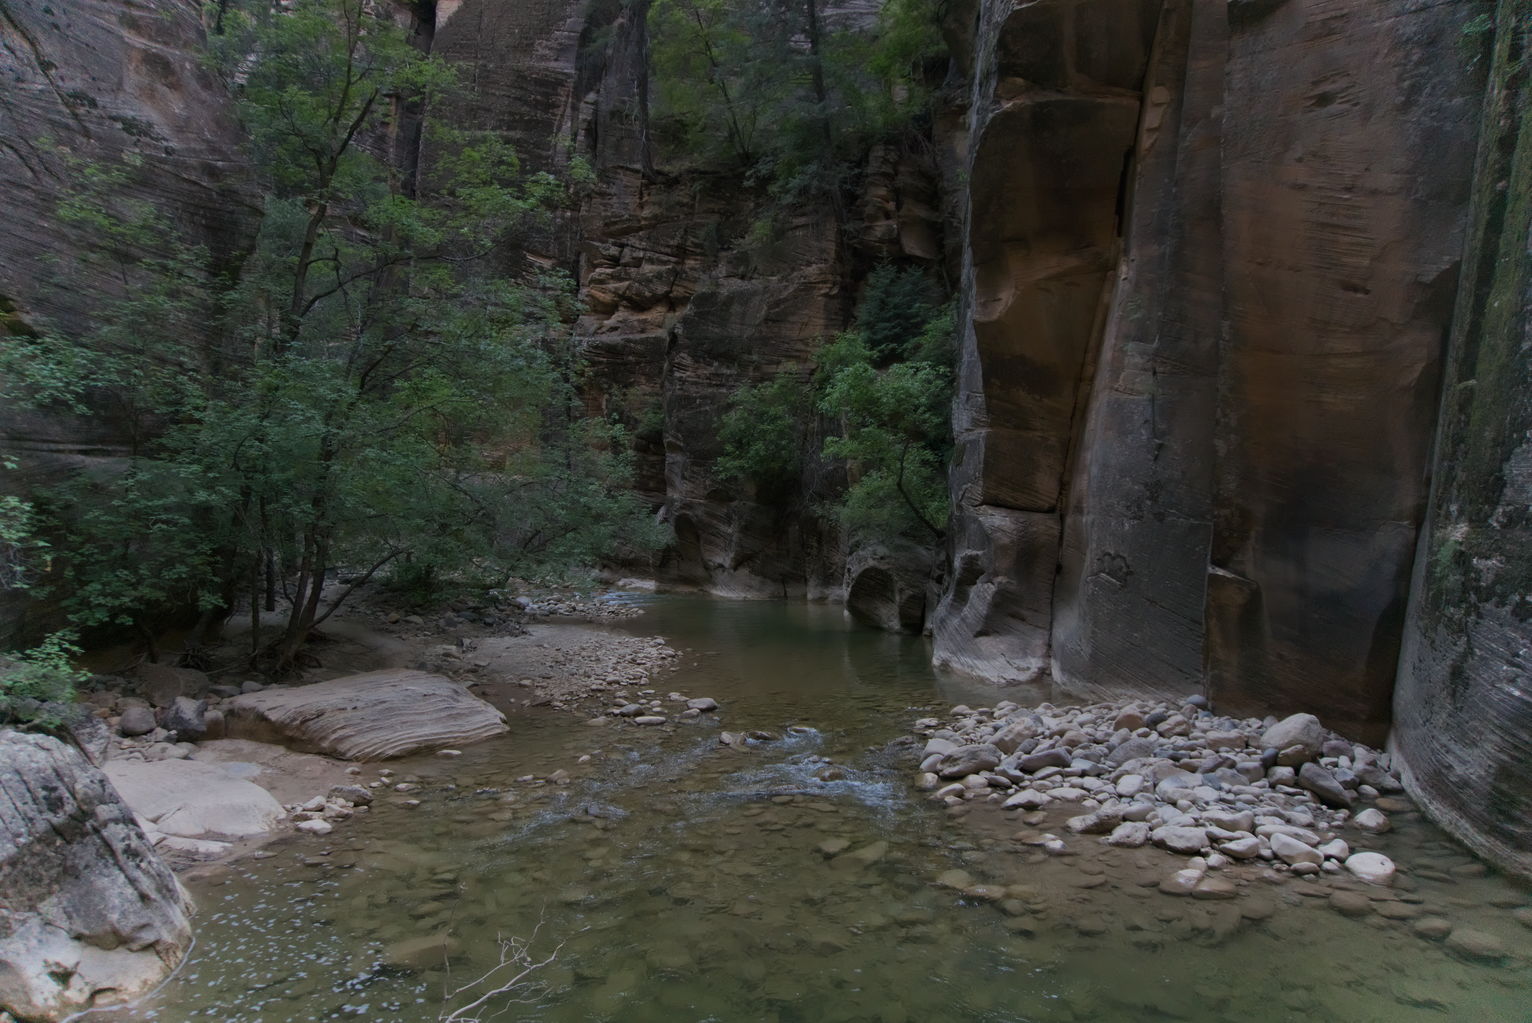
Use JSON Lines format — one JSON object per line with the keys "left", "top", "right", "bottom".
{"left": 95, "top": 594, "right": 1530, "bottom": 1022}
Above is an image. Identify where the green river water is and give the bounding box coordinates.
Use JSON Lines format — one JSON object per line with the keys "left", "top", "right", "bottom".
{"left": 92, "top": 595, "right": 1531, "bottom": 1023}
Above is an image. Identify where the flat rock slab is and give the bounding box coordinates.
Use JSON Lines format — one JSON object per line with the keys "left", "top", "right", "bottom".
{"left": 104, "top": 759, "right": 286, "bottom": 838}
{"left": 188, "top": 738, "right": 356, "bottom": 806}
{"left": 225, "top": 669, "right": 508, "bottom": 760}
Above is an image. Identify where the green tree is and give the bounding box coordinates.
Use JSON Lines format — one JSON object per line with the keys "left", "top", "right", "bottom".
{"left": 714, "top": 374, "right": 815, "bottom": 498}
{"left": 817, "top": 328, "right": 951, "bottom": 542}
{"left": 714, "top": 270, "right": 954, "bottom": 548}
{"left": 1, "top": 461, "right": 84, "bottom": 726}
{"left": 4, "top": 0, "right": 658, "bottom": 672}
{"left": 855, "top": 263, "right": 941, "bottom": 363}
{"left": 647, "top": 0, "right": 946, "bottom": 211}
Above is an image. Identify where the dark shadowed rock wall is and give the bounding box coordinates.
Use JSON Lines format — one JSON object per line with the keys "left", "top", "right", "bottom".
{"left": 1050, "top": 0, "right": 1223, "bottom": 703}
{"left": 1394, "top": 0, "right": 1532, "bottom": 880}
{"left": 937, "top": 0, "right": 1487, "bottom": 744}
{"left": 500, "top": 1, "right": 948, "bottom": 600}
{"left": 1198, "top": 0, "right": 1479, "bottom": 742}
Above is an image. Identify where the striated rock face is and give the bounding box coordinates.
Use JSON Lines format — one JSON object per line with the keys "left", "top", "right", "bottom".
{"left": 938, "top": 0, "right": 1485, "bottom": 743}
{"left": 0, "top": 0, "right": 250, "bottom": 645}
{"left": 934, "top": 0, "right": 1161, "bottom": 682}
{"left": 0, "top": 731, "right": 192, "bottom": 1021}
{"left": 1394, "top": 1, "right": 1532, "bottom": 882}
{"left": 548, "top": 5, "right": 950, "bottom": 599}
{"left": 0, "top": 0, "right": 248, "bottom": 334}
{"left": 428, "top": 0, "right": 875, "bottom": 598}
{"left": 224, "top": 670, "right": 509, "bottom": 760}
{"left": 1195, "top": 0, "right": 1477, "bottom": 740}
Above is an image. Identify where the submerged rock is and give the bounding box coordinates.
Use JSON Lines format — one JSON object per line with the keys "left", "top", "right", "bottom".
{"left": 1444, "top": 928, "right": 1506, "bottom": 963}
{"left": 0, "top": 732, "right": 192, "bottom": 1021}
{"left": 1352, "top": 808, "right": 1390, "bottom": 833}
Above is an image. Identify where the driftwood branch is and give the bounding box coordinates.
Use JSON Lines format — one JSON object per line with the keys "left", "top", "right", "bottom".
{"left": 438, "top": 914, "right": 563, "bottom": 1023}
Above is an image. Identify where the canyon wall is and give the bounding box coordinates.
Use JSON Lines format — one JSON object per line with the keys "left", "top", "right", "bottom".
{"left": 429, "top": 0, "right": 953, "bottom": 602}
{"left": 0, "top": 0, "right": 251, "bottom": 644}
{"left": 1, "top": 0, "right": 1527, "bottom": 875}
{"left": 935, "top": 0, "right": 1487, "bottom": 745}
{"left": 0, "top": 0, "right": 941, "bottom": 629}
{"left": 1393, "top": 0, "right": 1531, "bottom": 880}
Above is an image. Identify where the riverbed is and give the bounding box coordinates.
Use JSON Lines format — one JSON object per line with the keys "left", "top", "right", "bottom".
{"left": 92, "top": 594, "right": 1531, "bottom": 1022}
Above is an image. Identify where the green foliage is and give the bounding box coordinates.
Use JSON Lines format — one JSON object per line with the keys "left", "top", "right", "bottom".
{"left": 715, "top": 265, "right": 954, "bottom": 547}
{"left": 715, "top": 375, "right": 814, "bottom": 497}
{"left": 856, "top": 264, "right": 942, "bottom": 363}
{"left": 0, "top": 632, "right": 87, "bottom": 727}
{"left": 1, "top": 153, "right": 216, "bottom": 439}
{"left": 0, "top": 469, "right": 82, "bottom": 724}
{"left": 43, "top": 462, "right": 224, "bottom": 646}
{"left": 647, "top": 0, "right": 946, "bottom": 207}
{"left": 817, "top": 328, "right": 952, "bottom": 543}
{"left": 1, "top": 464, "right": 81, "bottom": 727}
{"left": 6, "top": 0, "right": 658, "bottom": 671}
{"left": 2, "top": 461, "right": 50, "bottom": 593}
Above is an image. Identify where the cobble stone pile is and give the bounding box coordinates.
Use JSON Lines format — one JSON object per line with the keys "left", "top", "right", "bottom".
{"left": 912, "top": 697, "right": 1413, "bottom": 898}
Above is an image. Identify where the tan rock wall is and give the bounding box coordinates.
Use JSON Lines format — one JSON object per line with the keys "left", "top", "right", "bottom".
{"left": 1201, "top": 0, "right": 1479, "bottom": 742}
{"left": 0, "top": 0, "right": 252, "bottom": 644}
{"left": 938, "top": 0, "right": 1485, "bottom": 749}
{"left": 934, "top": 0, "right": 1160, "bottom": 681}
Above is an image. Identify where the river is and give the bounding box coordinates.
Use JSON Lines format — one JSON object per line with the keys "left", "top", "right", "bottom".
{"left": 92, "top": 594, "right": 1531, "bottom": 1022}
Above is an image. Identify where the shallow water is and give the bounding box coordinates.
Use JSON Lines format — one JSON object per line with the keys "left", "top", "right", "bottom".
{"left": 95, "top": 595, "right": 1531, "bottom": 1023}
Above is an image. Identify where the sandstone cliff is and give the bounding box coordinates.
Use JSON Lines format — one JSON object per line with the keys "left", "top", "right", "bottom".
{"left": 0, "top": 0, "right": 251, "bottom": 644}
{"left": 1393, "top": 0, "right": 1531, "bottom": 880}
{"left": 934, "top": 0, "right": 1529, "bottom": 879}
{"left": 428, "top": 0, "right": 953, "bottom": 602}
{"left": 935, "top": 0, "right": 1486, "bottom": 747}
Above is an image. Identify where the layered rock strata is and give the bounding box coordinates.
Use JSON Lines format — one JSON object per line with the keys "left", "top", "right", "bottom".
{"left": 935, "top": 0, "right": 1160, "bottom": 681}
{"left": 1393, "top": 1, "right": 1532, "bottom": 881}
{"left": 224, "top": 670, "right": 509, "bottom": 760}
{"left": 0, "top": 0, "right": 250, "bottom": 644}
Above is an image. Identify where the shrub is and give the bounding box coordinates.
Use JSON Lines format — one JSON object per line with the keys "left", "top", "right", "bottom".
{"left": 0, "top": 632, "right": 87, "bottom": 728}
